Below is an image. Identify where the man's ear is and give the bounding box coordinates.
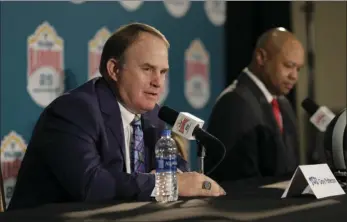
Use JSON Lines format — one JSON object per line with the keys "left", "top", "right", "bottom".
{"left": 255, "top": 48, "right": 268, "bottom": 66}
{"left": 106, "top": 58, "right": 120, "bottom": 82}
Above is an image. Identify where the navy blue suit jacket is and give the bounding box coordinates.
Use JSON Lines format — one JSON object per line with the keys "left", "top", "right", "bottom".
{"left": 8, "top": 78, "right": 189, "bottom": 210}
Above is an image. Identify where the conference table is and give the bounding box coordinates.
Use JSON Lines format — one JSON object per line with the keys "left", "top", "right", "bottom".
{"left": 1, "top": 176, "right": 346, "bottom": 221}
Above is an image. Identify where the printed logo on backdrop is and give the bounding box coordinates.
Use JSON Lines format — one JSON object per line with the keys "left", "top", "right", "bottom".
{"left": 158, "top": 73, "right": 169, "bottom": 105}
{"left": 88, "top": 27, "right": 111, "bottom": 80}
{"left": 119, "top": 0, "right": 143, "bottom": 12}
{"left": 164, "top": 0, "right": 191, "bottom": 18}
{"left": 0, "top": 131, "right": 27, "bottom": 208}
{"left": 185, "top": 39, "right": 210, "bottom": 109}
{"left": 204, "top": 1, "right": 226, "bottom": 26}
{"left": 27, "top": 21, "right": 65, "bottom": 108}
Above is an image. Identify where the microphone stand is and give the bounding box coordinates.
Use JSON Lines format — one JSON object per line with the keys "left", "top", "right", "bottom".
{"left": 196, "top": 141, "right": 206, "bottom": 174}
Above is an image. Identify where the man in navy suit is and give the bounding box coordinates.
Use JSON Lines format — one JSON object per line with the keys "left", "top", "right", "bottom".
{"left": 8, "top": 23, "right": 225, "bottom": 210}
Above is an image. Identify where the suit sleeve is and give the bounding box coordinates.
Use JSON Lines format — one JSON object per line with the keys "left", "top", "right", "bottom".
{"left": 205, "top": 92, "right": 260, "bottom": 181}
{"left": 34, "top": 95, "right": 154, "bottom": 202}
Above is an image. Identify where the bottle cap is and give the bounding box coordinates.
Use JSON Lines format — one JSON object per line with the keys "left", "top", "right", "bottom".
{"left": 161, "top": 129, "right": 171, "bottom": 137}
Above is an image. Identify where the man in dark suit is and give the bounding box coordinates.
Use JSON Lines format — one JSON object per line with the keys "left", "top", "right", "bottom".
{"left": 206, "top": 28, "right": 305, "bottom": 182}
{"left": 8, "top": 23, "right": 225, "bottom": 210}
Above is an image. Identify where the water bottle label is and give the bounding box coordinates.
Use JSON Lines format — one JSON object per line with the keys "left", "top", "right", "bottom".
{"left": 156, "top": 157, "right": 177, "bottom": 173}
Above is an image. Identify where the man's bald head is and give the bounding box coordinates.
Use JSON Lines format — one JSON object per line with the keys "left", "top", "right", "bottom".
{"left": 255, "top": 27, "right": 303, "bottom": 58}
{"left": 249, "top": 27, "right": 305, "bottom": 96}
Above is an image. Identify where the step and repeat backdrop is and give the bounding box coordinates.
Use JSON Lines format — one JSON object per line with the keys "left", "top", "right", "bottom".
{"left": 0, "top": 1, "right": 225, "bottom": 207}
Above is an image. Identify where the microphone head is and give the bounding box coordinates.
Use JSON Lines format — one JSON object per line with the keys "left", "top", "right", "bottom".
{"left": 301, "top": 98, "right": 320, "bottom": 116}
{"left": 158, "top": 106, "right": 179, "bottom": 126}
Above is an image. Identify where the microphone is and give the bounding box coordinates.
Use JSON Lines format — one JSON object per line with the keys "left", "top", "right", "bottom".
{"left": 301, "top": 98, "right": 335, "bottom": 132}
{"left": 158, "top": 106, "right": 226, "bottom": 175}
{"left": 157, "top": 106, "right": 203, "bottom": 140}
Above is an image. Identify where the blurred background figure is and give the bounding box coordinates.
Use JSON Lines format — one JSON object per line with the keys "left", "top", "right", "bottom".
{"left": 206, "top": 28, "right": 305, "bottom": 182}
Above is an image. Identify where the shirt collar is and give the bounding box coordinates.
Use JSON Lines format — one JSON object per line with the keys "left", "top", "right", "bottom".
{"left": 118, "top": 102, "right": 136, "bottom": 126}
{"left": 243, "top": 67, "right": 274, "bottom": 103}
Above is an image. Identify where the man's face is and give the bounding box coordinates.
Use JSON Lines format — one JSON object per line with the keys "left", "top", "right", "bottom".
{"left": 261, "top": 40, "right": 305, "bottom": 96}
{"left": 112, "top": 32, "right": 169, "bottom": 113}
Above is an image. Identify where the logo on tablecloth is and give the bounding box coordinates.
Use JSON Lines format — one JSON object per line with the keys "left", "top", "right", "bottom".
{"left": 0, "top": 131, "right": 27, "bottom": 208}
{"left": 158, "top": 73, "right": 169, "bottom": 105}
{"left": 119, "top": 0, "right": 143, "bottom": 11}
{"left": 88, "top": 27, "right": 111, "bottom": 80}
{"left": 164, "top": 0, "right": 191, "bottom": 18}
{"left": 204, "top": 1, "right": 226, "bottom": 26}
{"left": 27, "top": 21, "right": 65, "bottom": 108}
{"left": 184, "top": 39, "right": 210, "bottom": 109}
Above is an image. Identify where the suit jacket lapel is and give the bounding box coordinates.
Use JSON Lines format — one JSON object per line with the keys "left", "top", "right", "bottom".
{"left": 96, "top": 78, "right": 126, "bottom": 160}
{"left": 278, "top": 97, "right": 296, "bottom": 132}
{"left": 239, "top": 74, "right": 289, "bottom": 173}
{"left": 96, "top": 78, "right": 165, "bottom": 172}
{"left": 239, "top": 74, "right": 282, "bottom": 134}
{"left": 278, "top": 98, "right": 299, "bottom": 170}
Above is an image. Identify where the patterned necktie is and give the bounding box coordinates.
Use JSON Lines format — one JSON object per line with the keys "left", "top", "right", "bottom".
{"left": 271, "top": 98, "right": 283, "bottom": 133}
{"left": 131, "top": 114, "right": 146, "bottom": 173}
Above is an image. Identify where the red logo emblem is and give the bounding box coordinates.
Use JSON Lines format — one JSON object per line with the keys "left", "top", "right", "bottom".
{"left": 88, "top": 27, "right": 111, "bottom": 80}
{"left": 178, "top": 118, "right": 190, "bottom": 133}
{"left": 27, "top": 21, "right": 64, "bottom": 108}
{"left": 1, "top": 131, "right": 27, "bottom": 207}
{"left": 185, "top": 39, "right": 210, "bottom": 109}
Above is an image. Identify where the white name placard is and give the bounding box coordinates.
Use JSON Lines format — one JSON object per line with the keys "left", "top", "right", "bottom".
{"left": 282, "top": 164, "right": 345, "bottom": 199}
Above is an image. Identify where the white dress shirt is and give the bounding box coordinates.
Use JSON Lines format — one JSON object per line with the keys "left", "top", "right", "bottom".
{"left": 243, "top": 67, "right": 273, "bottom": 103}
{"left": 217, "top": 68, "right": 274, "bottom": 104}
{"left": 117, "top": 102, "right": 136, "bottom": 174}
{"left": 243, "top": 67, "right": 282, "bottom": 125}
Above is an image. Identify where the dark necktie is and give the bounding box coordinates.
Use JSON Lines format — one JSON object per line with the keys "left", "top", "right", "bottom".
{"left": 130, "top": 114, "right": 146, "bottom": 173}
{"left": 271, "top": 98, "right": 283, "bottom": 133}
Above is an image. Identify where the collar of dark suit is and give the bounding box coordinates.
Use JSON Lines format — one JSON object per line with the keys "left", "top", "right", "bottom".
{"left": 237, "top": 72, "right": 270, "bottom": 105}
{"left": 243, "top": 67, "right": 274, "bottom": 103}
{"left": 237, "top": 73, "right": 288, "bottom": 133}
{"left": 238, "top": 71, "right": 290, "bottom": 106}
{"left": 95, "top": 77, "right": 161, "bottom": 171}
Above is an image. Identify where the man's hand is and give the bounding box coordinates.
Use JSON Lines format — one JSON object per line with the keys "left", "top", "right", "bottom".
{"left": 177, "top": 172, "right": 226, "bottom": 197}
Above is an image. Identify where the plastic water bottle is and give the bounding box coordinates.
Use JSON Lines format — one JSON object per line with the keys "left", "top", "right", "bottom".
{"left": 155, "top": 129, "right": 178, "bottom": 202}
